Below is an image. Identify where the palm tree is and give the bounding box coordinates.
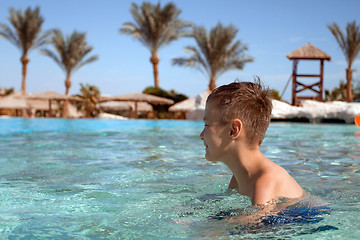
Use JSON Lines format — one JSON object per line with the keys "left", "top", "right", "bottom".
{"left": 120, "top": 2, "right": 191, "bottom": 89}
{"left": 0, "top": 6, "right": 51, "bottom": 95}
{"left": 77, "top": 83, "right": 100, "bottom": 118}
{"left": 328, "top": 21, "right": 360, "bottom": 102}
{"left": 40, "top": 30, "right": 98, "bottom": 118}
{"left": 325, "top": 80, "right": 347, "bottom": 101}
{"left": 172, "top": 23, "right": 253, "bottom": 91}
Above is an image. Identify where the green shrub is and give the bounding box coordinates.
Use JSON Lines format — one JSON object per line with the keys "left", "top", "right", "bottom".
{"left": 143, "top": 86, "right": 188, "bottom": 103}
{"left": 0, "top": 87, "right": 14, "bottom": 96}
{"left": 143, "top": 86, "right": 188, "bottom": 119}
{"left": 271, "top": 89, "right": 282, "bottom": 101}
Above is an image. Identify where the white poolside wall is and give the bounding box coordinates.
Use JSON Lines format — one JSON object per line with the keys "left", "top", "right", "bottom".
{"left": 187, "top": 100, "right": 360, "bottom": 123}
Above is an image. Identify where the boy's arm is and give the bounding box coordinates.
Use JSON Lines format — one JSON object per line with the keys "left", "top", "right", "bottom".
{"left": 226, "top": 201, "right": 277, "bottom": 225}
{"left": 252, "top": 175, "right": 276, "bottom": 205}
{"left": 228, "top": 176, "right": 278, "bottom": 224}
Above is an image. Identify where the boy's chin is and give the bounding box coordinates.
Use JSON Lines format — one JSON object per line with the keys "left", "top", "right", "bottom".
{"left": 205, "top": 155, "right": 218, "bottom": 162}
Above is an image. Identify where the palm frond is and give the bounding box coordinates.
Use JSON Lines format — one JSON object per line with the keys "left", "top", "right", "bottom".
{"left": 74, "top": 55, "right": 99, "bottom": 72}
{"left": 172, "top": 46, "right": 209, "bottom": 76}
{"left": 173, "top": 23, "right": 253, "bottom": 87}
{"left": 345, "top": 21, "right": 360, "bottom": 67}
{"left": 120, "top": 22, "right": 138, "bottom": 35}
{"left": 328, "top": 21, "right": 360, "bottom": 68}
{"left": 2, "top": 6, "right": 47, "bottom": 54}
{"left": 328, "top": 23, "right": 346, "bottom": 53}
{"left": 120, "top": 2, "right": 191, "bottom": 52}
{"left": 42, "top": 29, "right": 98, "bottom": 76}
{"left": 39, "top": 48, "right": 65, "bottom": 72}
{"left": 0, "top": 24, "right": 20, "bottom": 48}
{"left": 31, "top": 29, "right": 52, "bottom": 50}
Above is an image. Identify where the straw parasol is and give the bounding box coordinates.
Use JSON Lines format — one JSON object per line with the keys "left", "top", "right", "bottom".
{"left": 27, "top": 99, "right": 58, "bottom": 111}
{"left": 169, "top": 90, "right": 210, "bottom": 112}
{"left": 99, "top": 92, "right": 174, "bottom": 105}
{"left": 99, "top": 93, "right": 174, "bottom": 117}
{"left": 0, "top": 92, "right": 28, "bottom": 109}
{"left": 0, "top": 92, "right": 55, "bottom": 116}
{"left": 100, "top": 101, "right": 153, "bottom": 112}
{"left": 17, "top": 90, "right": 82, "bottom": 117}
{"left": 23, "top": 90, "right": 82, "bottom": 101}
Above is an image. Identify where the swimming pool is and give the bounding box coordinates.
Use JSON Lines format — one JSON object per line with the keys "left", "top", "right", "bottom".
{"left": 0, "top": 118, "right": 359, "bottom": 239}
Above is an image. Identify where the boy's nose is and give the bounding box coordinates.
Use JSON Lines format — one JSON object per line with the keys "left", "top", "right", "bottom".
{"left": 200, "top": 130, "right": 204, "bottom": 140}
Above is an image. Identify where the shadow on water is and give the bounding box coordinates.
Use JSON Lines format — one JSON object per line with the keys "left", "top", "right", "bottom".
{"left": 223, "top": 204, "right": 338, "bottom": 238}
{"left": 178, "top": 192, "right": 340, "bottom": 238}
{"left": 194, "top": 193, "right": 339, "bottom": 238}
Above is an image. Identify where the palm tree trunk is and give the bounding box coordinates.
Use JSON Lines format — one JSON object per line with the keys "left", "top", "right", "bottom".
{"left": 209, "top": 76, "right": 216, "bottom": 91}
{"left": 150, "top": 52, "right": 160, "bottom": 89}
{"left": 20, "top": 54, "right": 30, "bottom": 117}
{"left": 62, "top": 74, "right": 72, "bottom": 118}
{"left": 20, "top": 54, "right": 30, "bottom": 95}
{"left": 346, "top": 68, "right": 353, "bottom": 102}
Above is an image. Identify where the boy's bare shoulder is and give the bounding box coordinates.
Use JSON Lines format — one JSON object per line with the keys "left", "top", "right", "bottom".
{"left": 272, "top": 164, "right": 304, "bottom": 199}
{"left": 252, "top": 163, "right": 303, "bottom": 205}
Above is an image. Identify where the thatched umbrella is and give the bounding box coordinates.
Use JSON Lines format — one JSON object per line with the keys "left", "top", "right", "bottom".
{"left": 0, "top": 92, "right": 48, "bottom": 116}
{"left": 100, "top": 101, "right": 153, "bottom": 112}
{"left": 168, "top": 90, "right": 210, "bottom": 119}
{"left": 99, "top": 93, "right": 174, "bottom": 117}
{"left": 169, "top": 90, "right": 210, "bottom": 112}
{"left": 24, "top": 90, "right": 82, "bottom": 101}
{"left": 0, "top": 92, "right": 28, "bottom": 109}
{"left": 100, "top": 92, "right": 174, "bottom": 104}
{"left": 18, "top": 90, "right": 82, "bottom": 117}
{"left": 27, "top": 99, "right": 57, "bottom": 111}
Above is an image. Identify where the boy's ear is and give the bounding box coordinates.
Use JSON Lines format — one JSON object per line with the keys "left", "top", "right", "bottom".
{"left": 230, "top": 119, "right": 242, "bottom": 139}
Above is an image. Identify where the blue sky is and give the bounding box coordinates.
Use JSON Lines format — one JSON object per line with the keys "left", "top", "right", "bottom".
{"left": 0, "top": 0, "right": 360, "bottom": 102}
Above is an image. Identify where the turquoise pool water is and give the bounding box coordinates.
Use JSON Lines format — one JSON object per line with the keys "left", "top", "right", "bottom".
{"left": 0, "top": 118, "right": 359, "bottom": 239}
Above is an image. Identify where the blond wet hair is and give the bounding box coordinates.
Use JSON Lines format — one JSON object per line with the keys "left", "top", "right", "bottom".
{"left": 206, "top": 78, "right": 273, "bottom": 148}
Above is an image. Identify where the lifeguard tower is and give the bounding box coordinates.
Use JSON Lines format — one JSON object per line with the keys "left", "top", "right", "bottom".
{"left": 287, "top": 43, "right": 331, "bottom": 106}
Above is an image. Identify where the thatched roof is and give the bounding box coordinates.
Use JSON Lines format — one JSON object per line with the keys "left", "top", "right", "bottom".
{"left": 0, "top": 92, "right": 62, "bottom": 111}
{"left": 0, "top": 93, "right": 27, "bottom": 109}
{"left": 287, "top": 43, "right": 331, "bottom": 60}
{"left": 21, "top": 90, "right": 82, "bottom": 101}
{"left": 99, "top": 92, "right": 174, "bottom": 105}
{"left": 27, "top": 100, "right": 58, "bottom": 110}
{"left": 169, "top": 90, "right": 211, "bottom": 112}
{"left": 100, "top": 101, "right": 153, "bottom": 112}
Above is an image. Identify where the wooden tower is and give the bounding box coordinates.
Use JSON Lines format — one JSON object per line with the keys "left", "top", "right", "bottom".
{"left": 287, "top": 43, "right": 331, "bottom": 106}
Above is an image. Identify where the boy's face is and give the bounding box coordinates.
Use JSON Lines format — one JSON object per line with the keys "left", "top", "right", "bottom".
{"left": 200, "top": 102, "right": 230, "bottom": 162}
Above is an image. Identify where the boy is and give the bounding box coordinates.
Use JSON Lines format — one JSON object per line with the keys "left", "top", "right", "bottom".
{"left": 200, "top": 79, "right": 304, "bottom": 207}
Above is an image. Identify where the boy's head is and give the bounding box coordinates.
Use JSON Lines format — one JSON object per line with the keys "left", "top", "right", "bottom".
{"left": 206, "top": 78, "right": 272, "bottom": 148}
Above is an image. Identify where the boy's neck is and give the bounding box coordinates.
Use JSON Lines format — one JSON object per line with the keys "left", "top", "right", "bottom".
{"left": 224, "top": 143, "right": 267, "bottom": 196}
